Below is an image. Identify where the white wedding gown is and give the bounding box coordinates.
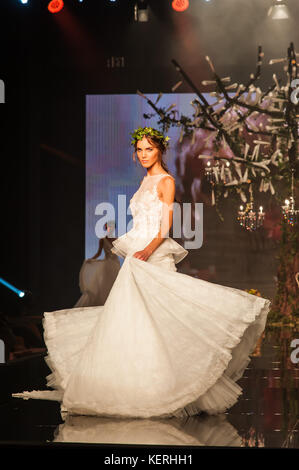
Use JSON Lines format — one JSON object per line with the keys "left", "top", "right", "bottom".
{"left": 13, "top": 173, "right": 271, "bottom": 419}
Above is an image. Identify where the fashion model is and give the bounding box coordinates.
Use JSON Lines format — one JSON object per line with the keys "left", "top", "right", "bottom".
{"left": 74, "top": 221, "right": 120, "bottom": 308}
{"left": 13, "top": 127, "right": 271, "bottom": 419}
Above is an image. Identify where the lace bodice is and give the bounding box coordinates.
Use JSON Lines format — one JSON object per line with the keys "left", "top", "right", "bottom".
{"left": 129, "top": 173, "right": 172, "bottom": 239}
{"left": 111, "top": 173, "right": 188, "bottom": 264}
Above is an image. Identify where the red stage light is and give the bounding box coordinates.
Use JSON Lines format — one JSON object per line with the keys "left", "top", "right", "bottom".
{"left": 48, "top": 0, "right": 64, "bottom": 14}
{"left": 172, "top": 0, "right": 189, "bottom": 12}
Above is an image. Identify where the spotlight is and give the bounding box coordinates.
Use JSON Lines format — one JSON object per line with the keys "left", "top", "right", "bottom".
{"left": 20, "top": 0, "right": 29, "bottom": 4}
{"left": 172, "top": 0, "right": 189, "bottom": 12}
{"left": 0, "top": 277, "right": 25, "bottom": 298}
{"left": 48, "top": 0, "right": 64, "bottom": 14}
{"left": 267, "top": 1, "right": 290, "bottom": 20}
{"left": 134, "top": 0, "right": 149, "bottom": 22}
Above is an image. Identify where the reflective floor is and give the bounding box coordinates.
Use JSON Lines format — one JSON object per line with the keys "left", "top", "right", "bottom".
{"left": 1, "top": 325, "right": 299, "bottom": 447}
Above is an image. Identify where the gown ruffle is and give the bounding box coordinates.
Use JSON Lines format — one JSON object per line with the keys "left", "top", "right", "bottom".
{"left": 111, "top": 230, "right": 188, "bottom": 265}
{"left": 13, "top": 253, "right": 270, "bottom": 418}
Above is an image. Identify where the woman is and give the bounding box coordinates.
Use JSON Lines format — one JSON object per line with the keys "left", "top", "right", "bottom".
{"left": 13, "top": 127, "right": 271, "bottom": 418}
{"left": 74, "top": 221, "right": 120, "bottom": 308}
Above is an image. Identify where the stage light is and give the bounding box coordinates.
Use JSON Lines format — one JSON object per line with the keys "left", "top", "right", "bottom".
{"left": 134, "top": 1, "right": 149, "bottom": 22}
{"left": 48, "top": 0, "right": 64, "bottom": 14}
{"left": 20, "top": 0, "right": 29, "bottom": 4}
{"left": 0, "top": 277, "right": 25, "bottom": 298}
{"left": 172, "top": 0, "right": 189, "bottom": 12}
{"left": 267, "top": 1, "right": 290, "bottom": 20}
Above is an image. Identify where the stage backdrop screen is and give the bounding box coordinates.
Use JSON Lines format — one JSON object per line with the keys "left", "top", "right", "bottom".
{"left": 85, "top": 93, "right": 277, "bottom": 300}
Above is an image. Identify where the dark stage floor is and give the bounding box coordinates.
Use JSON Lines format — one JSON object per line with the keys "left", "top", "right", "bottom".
{"left": 0, "top": 325, "right": 299, "bottom": 448}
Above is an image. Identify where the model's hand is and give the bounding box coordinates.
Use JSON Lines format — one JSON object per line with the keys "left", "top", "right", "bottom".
{"left": 133, "top": 248, "right": 153, "bottom": 262}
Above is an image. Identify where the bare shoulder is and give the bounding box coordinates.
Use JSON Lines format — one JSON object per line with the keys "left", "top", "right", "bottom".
{"left": 160, "top": 174, "right": 175, "bottom": 186}
{"left": 157, "top": 174, "right": 175, "bottom": 197}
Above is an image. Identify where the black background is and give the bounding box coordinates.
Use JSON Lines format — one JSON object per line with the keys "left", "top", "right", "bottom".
{"left": 1, "top": 0, "right": 298, "bottom": 314}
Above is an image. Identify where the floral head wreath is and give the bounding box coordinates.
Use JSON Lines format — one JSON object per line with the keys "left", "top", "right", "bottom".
{"left": 130, "top": 127, "right": 170, "bottom": 149}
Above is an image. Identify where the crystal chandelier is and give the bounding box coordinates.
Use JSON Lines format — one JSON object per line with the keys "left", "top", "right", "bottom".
{"left": 204, "top": 158, "right": 231, "bottom": 184}
{"left": 281, "top": 169, "right": 299, "bottom": 226}
{"left": 237, "top": 184, "right": 265, "bottom": 231}
{"left": 204, "top": 159, "right": 215, "bottom": 183}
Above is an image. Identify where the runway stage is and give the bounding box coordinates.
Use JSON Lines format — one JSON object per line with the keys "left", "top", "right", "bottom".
{"left": 0, "top": 325, "right": 298, "bottom": 449}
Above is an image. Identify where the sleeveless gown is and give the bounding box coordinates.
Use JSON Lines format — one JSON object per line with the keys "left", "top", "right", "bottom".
{"left": 74, "top": 237, "right": 120, "bottom": 308}
{"left": 13, "top": 173, "right": 271, "bottom": 418}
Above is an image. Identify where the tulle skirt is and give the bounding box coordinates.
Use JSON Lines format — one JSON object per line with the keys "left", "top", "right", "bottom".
{"left": 13, "top": 252, "right": 271, "bottom": 419}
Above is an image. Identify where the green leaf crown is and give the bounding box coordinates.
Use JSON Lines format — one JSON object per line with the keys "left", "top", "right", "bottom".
{"left": 130, "top": 127, "right": 170, "bottom": 148}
